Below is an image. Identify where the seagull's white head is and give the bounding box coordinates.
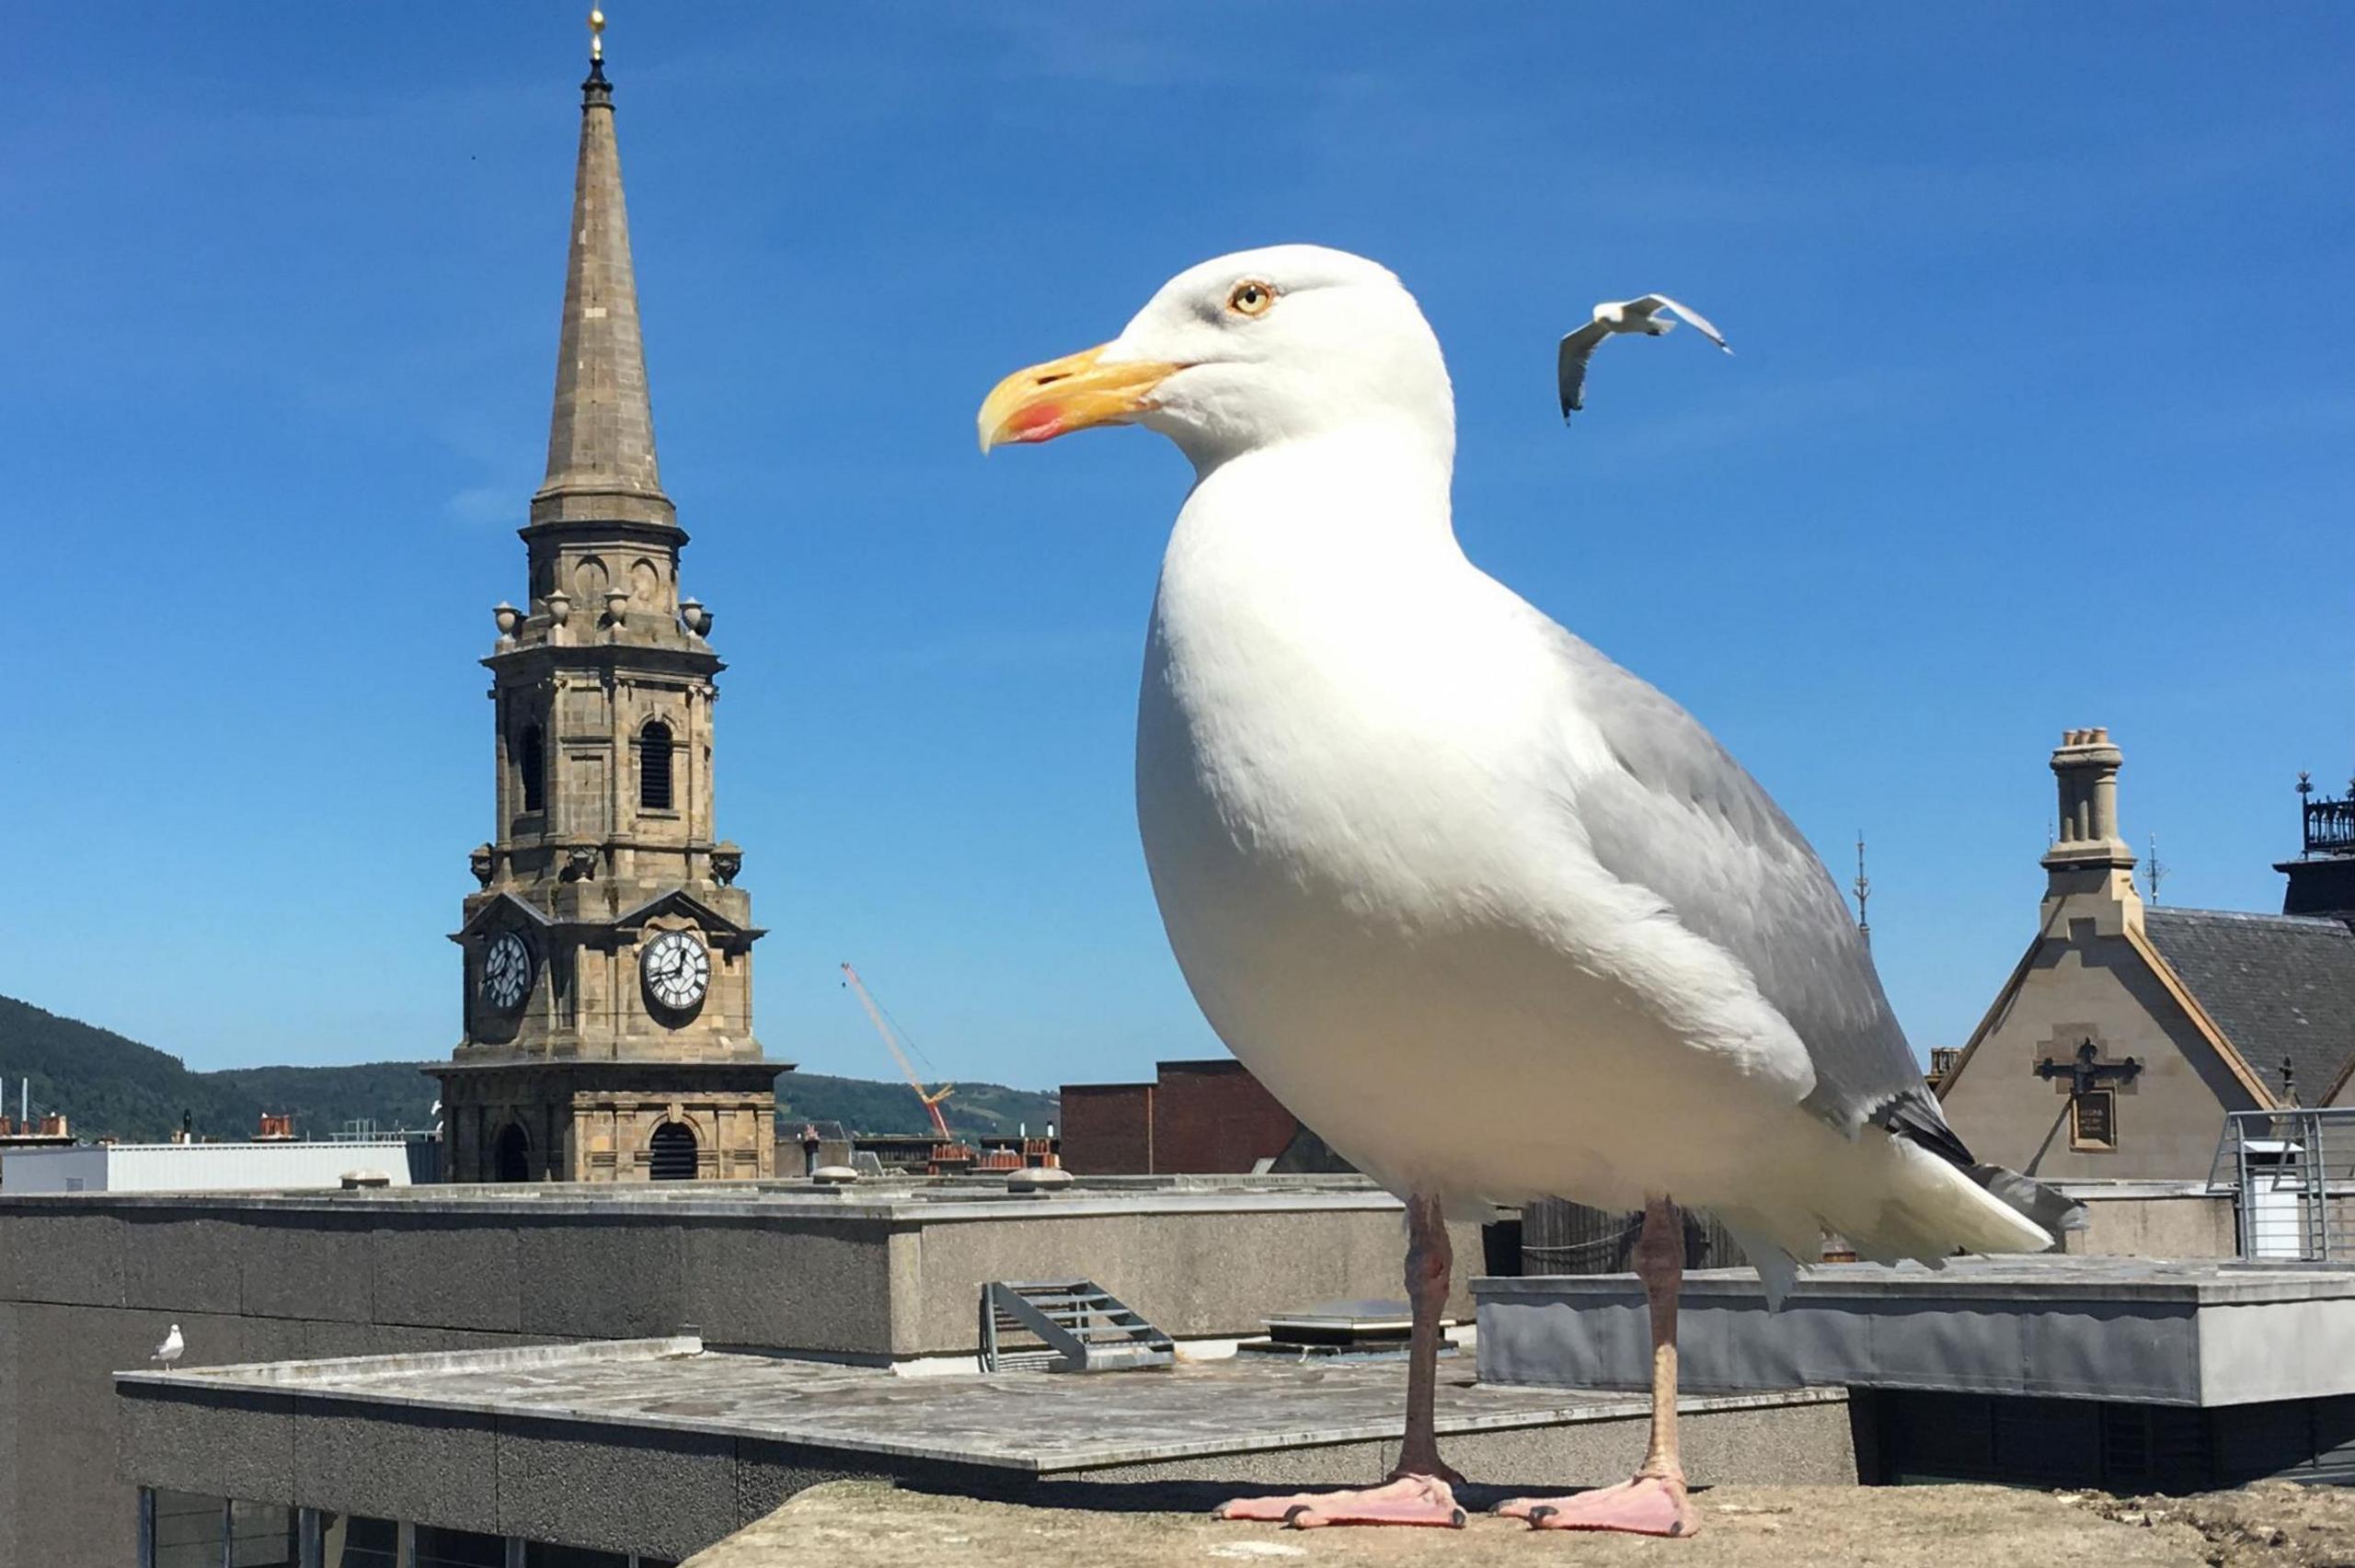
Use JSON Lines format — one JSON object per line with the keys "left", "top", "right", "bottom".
{"left": 979, "top": 245, "right": 1453, "bottom": 473}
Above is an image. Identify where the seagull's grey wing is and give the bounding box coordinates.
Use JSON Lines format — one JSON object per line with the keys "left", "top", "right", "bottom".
{"left": 1646, "top": 294, "right": 1732, "bottom": 352}
{"left": 1557, "top": 321, "right": 1610, "bottom": 419}
{"left": 1541, "top": 620, "right": 1962, "bottom": 1159}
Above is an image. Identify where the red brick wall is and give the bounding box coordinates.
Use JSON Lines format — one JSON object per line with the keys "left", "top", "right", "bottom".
{"left": 1058, "top": 1082, "right": 1155, "bottom": 1174}
{"left": 1149, "top": 1059, "right": 1301, "bottom": 1175}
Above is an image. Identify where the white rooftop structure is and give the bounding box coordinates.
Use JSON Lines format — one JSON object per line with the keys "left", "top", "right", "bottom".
{"left": 0, "top": 1139, "right": 416, "bottom": 1194}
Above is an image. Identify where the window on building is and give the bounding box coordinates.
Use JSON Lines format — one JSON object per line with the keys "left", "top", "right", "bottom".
{"left": 648, "top": 1120, "right": 698, "bottom": 1181}
{"left": 520, "top": 724, "right": 546, "bottom": 814}
{"left": 638, "top": 720, "right": 673, "bottom": 811}
{"left": 325, "top": 1516, "right": 399, "bottom": 1568}
{"left": 152, "top": 1491, "right": 226, "bottom": 1568}
{"left": 227, "top": 1500, "right": 296, "bottom": 1568}
{"left": 2072, "top": 1089, "right": 2117, "bottom": 1151}
{"left": 413, "top": 1525, "right": 508, "bottom": 1568}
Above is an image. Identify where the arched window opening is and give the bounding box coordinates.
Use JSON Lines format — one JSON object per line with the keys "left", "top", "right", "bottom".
{"left": 519, "top": 725, "right": 546, "bottom": 814}
{"left": 648, "top": 1120, "right": 698, "bottom": 1182}
{"left": 639, "top": 720, "right": 674, "bottom": 811}
{"left": 492, "top": 1122, "right": 531, "bottom": 1184}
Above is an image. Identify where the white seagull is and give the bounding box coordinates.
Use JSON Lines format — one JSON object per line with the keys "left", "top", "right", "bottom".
{"left": 980, "top": 246, "right": 2062, "bottom": 1537}
{"left": 151, "top": 1324, "right": 184, "bottom": 1366}
{"left": 1558, "top": 293, "right": 1731, "bottom": 420}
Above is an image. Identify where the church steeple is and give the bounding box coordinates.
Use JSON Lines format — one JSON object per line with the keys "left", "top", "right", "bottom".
{"left": 533, "top": 11, "right": 672, "bottom": 529}
{"left": 437, "top": 14, "right": 781, "bottom": 1187}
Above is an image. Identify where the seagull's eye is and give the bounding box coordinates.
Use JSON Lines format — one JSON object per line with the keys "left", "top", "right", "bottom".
{"left": 1225, "top": 280, "right": 1276, "bottom": 318}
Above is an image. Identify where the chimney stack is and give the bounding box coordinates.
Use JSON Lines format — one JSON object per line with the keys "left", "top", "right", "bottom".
{"left": 2041, "top": 728, "right": 2140, "bottom": 924}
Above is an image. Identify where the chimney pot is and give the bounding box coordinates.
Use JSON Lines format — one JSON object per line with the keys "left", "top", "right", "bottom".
{"left": 2042, "top": 726, "right": 2136, "bottom": 883}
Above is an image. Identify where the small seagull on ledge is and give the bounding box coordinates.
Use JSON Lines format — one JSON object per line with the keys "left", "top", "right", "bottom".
{"left": 1558, "top": 294, "right": 1732, "bottom": 420}
{"left": 151, "top": 1324, "right": 184, "bottom": 1366}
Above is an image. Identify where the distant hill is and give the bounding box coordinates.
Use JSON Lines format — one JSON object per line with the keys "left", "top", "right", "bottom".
{"left": 773, "top": 1070, "right": 1060, "bottom": 1139}
{"left": 0, "top": 995, "right": 1058, "bottom": 1144}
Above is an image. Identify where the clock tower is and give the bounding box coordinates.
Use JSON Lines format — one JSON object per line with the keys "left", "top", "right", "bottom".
{"left": 434, "top": 25, "right": 782, "bottom": 1183}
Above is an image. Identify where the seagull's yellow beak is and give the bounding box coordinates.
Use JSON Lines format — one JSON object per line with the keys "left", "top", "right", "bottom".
{"left": 977, "top": 345, "right": 1182, "bottom": 453}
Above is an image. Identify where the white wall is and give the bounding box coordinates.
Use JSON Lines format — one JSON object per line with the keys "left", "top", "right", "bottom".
{"left": 0, "top": 1141, "right": 414, "bottom": 1193}
{"left": 0, "top": 1145, "right": 109, "bottom": 1193}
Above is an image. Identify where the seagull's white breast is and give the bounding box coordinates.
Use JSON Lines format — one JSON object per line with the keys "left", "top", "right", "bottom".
{"left": 1134, "top": 433, "right": 1815, "bottom": 1212}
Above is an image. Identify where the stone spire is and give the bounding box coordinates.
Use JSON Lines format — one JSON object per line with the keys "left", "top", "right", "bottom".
{"left": 531, "top": 17, "right": 673, "bottom": 529}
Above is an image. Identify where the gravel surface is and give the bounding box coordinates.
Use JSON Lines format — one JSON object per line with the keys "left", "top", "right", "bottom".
{"left": 687, "top": 1479, "right": 2355, "bottom": 1567}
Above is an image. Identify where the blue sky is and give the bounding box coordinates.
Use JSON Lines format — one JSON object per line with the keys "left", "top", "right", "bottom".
{"left": 6, "top": 5, "right": 2350, "bottom": 1108}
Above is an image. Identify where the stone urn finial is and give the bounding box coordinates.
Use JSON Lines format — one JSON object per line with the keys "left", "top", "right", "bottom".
{"left": 492, "top": 601, "right": 523, "bottom": 649}
{"left": 546, "top": 589, "right": 573, "bottom": 628}
{"left": 679, "top": 597, "right": 714, "bottom": 639}
{"left": 469, "top": 843, "right": 496, "bottom": 888}
{"left": 712, "top": 841, "right": 743, "bottom": 887}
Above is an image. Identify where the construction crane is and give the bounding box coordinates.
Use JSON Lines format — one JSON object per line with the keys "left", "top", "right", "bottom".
{"left": 839, "top": 963, "right": 956, "bottom": 1140}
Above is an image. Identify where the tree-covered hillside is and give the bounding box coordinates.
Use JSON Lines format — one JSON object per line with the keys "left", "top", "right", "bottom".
{"left": 773, "top": 1070, "right": 1061, "bottom": 1137}
{"left": 0, "top": 995, "right": 1058, "bottom": 1143}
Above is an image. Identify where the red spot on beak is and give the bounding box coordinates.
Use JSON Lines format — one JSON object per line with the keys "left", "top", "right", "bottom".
{"left": 1005, "top": 401, "right": 1066, "bottom": 443}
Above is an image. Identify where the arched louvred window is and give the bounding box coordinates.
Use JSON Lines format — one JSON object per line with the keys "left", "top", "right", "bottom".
{"left": 639, "top": 720, "right": 674, "bottom": 811}
{"left": 492, "top": 1122, "right": 531, "bottom": 1184}
{"left": 519, "top": 725, "right": 546, "bottom": 814}
{"left": 649, "top": 1120, "right": 698, "bottom": 1181}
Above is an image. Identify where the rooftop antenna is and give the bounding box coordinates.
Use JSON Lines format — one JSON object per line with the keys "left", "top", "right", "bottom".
{"left": 1852, "top": 831, "right": 1871, "bottom": 947}
{"left": 2144, "top": 833, "right": 2167, "bottom": 904}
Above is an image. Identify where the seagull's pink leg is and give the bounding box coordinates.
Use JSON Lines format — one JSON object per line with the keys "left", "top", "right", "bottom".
{"left": 1394, "top": 1192, "right": 1466, "bottom": 1486}
{"left": 1496, "top": 1194, "right": 1703, "bottom": 1539}
{"left": 1213, "top": 1193, "right": 1466, "bottom": 1528}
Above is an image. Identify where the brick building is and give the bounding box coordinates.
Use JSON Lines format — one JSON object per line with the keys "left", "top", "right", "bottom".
{"left": 1060, "top": 1058, "right": 1303, "bottom": 1174}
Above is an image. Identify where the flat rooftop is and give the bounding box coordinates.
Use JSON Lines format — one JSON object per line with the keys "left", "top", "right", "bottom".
{"left": 119, "top": 1336, "right": 1842, "bottom": 1476}
{"left": 5, "top": 1171, "right": 1403, "bottom": 1220}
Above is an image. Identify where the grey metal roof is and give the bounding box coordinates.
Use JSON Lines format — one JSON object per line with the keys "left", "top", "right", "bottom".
{"left": 2140, "top": 907, "right": 2355, "bottom": 1103}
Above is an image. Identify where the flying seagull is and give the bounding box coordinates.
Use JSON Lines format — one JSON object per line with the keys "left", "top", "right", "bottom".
{"left": 979, "top": 246, "right": 2063, "bottom": 1538}
{"left": 151, "top": 1324, "right": 184, "bottom": 1366}
{"left": 1558, "top": 293, "right": 1731, "bottom": 420}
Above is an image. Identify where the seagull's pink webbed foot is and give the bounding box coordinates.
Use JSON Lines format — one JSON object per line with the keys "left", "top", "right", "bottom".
{"left": 1213, "top": 1474, "right": 1468, "bottom": 1530}
{"left": 1497, "top": 1471, "right": 1700, "bottom": 1538}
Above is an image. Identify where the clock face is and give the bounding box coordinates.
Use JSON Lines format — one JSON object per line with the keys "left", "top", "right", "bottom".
{"left": 641, "top": 930, "right": 710, "bottom": 1013}
{"left": 481, "top": 932, "right": 533, "bottom": 1013}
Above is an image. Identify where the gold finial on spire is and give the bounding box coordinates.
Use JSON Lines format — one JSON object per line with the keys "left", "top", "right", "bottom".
{"left": 589, "top": 8, "right": 606, "bottom": 62}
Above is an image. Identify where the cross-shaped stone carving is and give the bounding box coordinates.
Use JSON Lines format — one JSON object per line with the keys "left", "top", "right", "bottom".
{"left": 2034, "top": 1037, "right": 2142, "bottom": 1096}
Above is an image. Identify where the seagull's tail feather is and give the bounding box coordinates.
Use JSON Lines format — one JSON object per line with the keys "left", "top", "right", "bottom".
{"left": 1833, "top": 1139, "right": 2059, "bottom": 1263}
{"left": 1970, "top": 1162, "right": 2089, "bottom": 1241}
{"left": 1711, "top": 1131, "right": 2076, "bottom": 1312}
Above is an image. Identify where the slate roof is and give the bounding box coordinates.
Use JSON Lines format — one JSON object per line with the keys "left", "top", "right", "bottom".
{"left": 2140, "top": 907, "right": 2355, "bottom": 1103}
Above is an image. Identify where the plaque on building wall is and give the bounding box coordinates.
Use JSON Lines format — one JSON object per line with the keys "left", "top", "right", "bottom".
{"left": 2072, "top": 1089, "right": 2116, "bottom": 1150}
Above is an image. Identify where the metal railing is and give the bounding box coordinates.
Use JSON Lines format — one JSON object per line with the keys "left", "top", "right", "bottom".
{"left": 2302, "top": 793, "right": 2355, "bottom": 856}
{"left": 2212, "top": 1107, "right": 2355, "bottom": 1262}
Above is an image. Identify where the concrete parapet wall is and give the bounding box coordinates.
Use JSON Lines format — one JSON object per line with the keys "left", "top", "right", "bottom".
{"left": 1476, "top": 1258, "right": 2355, "bottom": 1411}
{"left": 2058, "top": 1183, "right": 2238, "bottom": 1259}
